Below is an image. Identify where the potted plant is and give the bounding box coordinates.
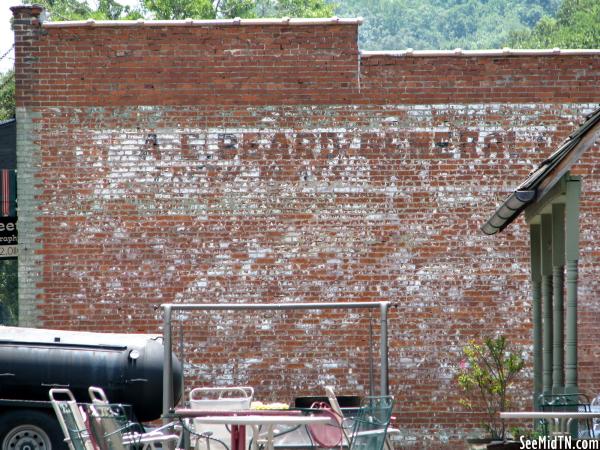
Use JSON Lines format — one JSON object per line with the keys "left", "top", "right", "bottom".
{"left": 457, "top": 335, "right": 525, "bottom": 449}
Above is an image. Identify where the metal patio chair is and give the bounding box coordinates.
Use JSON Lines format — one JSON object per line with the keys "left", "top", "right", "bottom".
{"left": 538, "top": 393, "right": 595, "bottom": 439}
{"left": 325, "top": 387, "right": 398, "bottom": 450}
{"left": 347, "top": 395, "right": 394, "bottom": 450}
{"left": 49, "top": 388, "right": 96, "bottom": 450}
{"left": 86, "top": 386, "right": 180, "bottom": 450}
{"left": 590, "top": 394, "right": 600, "bottom": 437}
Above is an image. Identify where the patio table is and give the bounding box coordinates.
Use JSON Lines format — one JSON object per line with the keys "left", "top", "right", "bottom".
{"left": 171, "top": 409, "right": 330, "bottom": 450}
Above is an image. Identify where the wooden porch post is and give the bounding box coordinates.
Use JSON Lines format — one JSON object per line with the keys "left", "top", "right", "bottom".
{"left": 552, "top": 203, "right": 565, "bottom": 392}
{"left": 540, "top": 214, "right": 553, "bottom": 394}
{"left": 530, "top": 223, "right": 542, "bottom": 408}
{"left": 565, "top": 177, "right": 581, "bottom": 393}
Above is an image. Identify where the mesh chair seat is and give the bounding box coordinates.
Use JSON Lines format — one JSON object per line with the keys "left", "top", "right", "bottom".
{"left": 325, "top": 387, "right": 398, "bottom": 450}
{"left": 349, "top": 396, "right": 394, "bottom": 450}
{"left": 86, "top": 386, "right": 180, "bottom": 450}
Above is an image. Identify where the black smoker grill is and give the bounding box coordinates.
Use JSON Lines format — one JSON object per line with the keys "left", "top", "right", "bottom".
{"left": 0, "top": 326, "right": 182, "bottom": 421}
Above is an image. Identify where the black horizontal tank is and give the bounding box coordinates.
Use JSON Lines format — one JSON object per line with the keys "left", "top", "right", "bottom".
{"left": 0, "top": 326, "right": 182, "bottom": 421}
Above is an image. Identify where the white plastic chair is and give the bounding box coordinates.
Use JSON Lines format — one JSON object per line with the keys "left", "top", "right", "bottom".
{"left": 189, "top": 386, "right": 254, "bottom": 450}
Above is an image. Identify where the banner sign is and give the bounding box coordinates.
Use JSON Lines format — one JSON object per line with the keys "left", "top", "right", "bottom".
{"left": 0, "top": 217, "right": 17, "bottom": 259}
{"left": 1, "top": 170, "right": 16, "bottom": 218}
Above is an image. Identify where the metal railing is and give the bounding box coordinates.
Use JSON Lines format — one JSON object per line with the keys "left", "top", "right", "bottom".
{"left": 161, "top": 301, "right": 390, "bottom": 417}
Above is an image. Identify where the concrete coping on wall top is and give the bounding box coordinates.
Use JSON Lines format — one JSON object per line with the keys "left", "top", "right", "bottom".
{"left": 42, "top": 16, "right": 363, "bottom": 28}
{"left": 361, "top": 48, "right": 600, "bottom": 57}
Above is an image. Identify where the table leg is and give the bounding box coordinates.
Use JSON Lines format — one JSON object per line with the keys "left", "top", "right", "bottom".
{"left": 239, "top": 425, "right": 246, "bottom": 450}
{"left": 180, "top": 421, "right": 190, "bottom": 450}
{"left": 231, "top": 425, "right": 238, "bottom": 450}
{"left": 231, "top": 425, "right": 247, "bottom": 450}
{"left": 266, "top": 425, "right": 275, "bottom": 450}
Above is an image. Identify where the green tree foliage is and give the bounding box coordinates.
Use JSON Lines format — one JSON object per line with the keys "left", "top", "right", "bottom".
{"left": 508, "top": 0, "right": 600, "bottom": 48}
{"left": 140, "top": 0, "right": 214, "bottom": 20}
{"left": 22, "top": 0, "right": 333, "bottom": 22}
{"left": 141, "top": 0, "right": 334, "bottom": 20}
{"left": 0, "top": 259, "right": 18, "bottom": 326}
{"left": 335, "top": 0, "right": 560, "bottom": 50}
{"left": 253, "top": 0, "right": 335, "bottom": 18}
{"left": 23, "top": 0, "right": 143, "bottom": 20}
{"left": 0, "top": 71, "right": 15, "bottom": 121}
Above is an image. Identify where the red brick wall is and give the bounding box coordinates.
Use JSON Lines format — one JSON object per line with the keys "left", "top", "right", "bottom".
{"left": 360, "top": 53, "right": 600, "bottom": 103}
{"left": 12, "top": 6, "right": 600, "bottom": 447}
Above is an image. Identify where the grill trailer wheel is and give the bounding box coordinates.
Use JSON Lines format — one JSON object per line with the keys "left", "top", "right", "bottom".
{"left": 0, "top": 411, "right": 65, "bottom": 450}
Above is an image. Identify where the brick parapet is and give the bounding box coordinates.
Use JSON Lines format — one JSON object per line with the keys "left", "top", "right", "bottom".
{"left": 14, "top": 20, "right": 360, "bottom": 107}
{"left": 359, "top": 54, "right": 600, "bottom": 104}
{"left": 11, "top": 12, "right": 600, "bottom": 108}
{"left": 10, "top": 5, "right": 45, "bottom": 109}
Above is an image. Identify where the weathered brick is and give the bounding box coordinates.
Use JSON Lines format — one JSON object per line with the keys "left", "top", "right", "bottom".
{"left": 11, "top": 5, "right": 600, "bottom": 447}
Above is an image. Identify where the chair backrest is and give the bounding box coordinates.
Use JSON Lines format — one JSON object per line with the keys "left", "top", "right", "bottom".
{"left": 539, "top": 393, "right": 591, "bottom": 412}
{"left": 86, "top": 386, "right": 139, "bottom": 450}
{"left": 189, "top": 386, "right": 254, "bottom": 410}
{"left": 89, "top": 386, "right": 110, "bottom": 404}
{"left": 189, "top": 386, "right": 254, "bottom": 450}
{"left": 86, "top": 386, "right": 179, "bottom": 450}
{"left": 324, "top": 386, "right": 362, "bottom": 421}
{"left": 49, "top": 388, "right": 96, "bottom": 450}
{"left": 324, "top": 386, "right": 344, "bottom": 420}
{"left": 84, "top": 403, "right": 140, "bottom": 450}
{"left": 349, "top": 396, "right": 394, "bottom": 450}
{"left": 323, "top": 385, "right": 354, "bottom": 445}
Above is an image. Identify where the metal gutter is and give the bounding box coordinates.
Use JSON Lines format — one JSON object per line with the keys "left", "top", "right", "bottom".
{"left": 481, "top": 190, "right": 536, "bottom": 235}
{"left": 481, "top": 106, "right": 600, "bottom": 235}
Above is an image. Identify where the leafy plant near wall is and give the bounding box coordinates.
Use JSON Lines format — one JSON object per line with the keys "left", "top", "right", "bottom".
{"left": 457, "top": 335, "right": 525, "bottom": 441}
{"left": 0, "top": 259, "right": 18, "bottom": 326}
{"left": 0, "top": 71, "right": 15, "bottom": 121}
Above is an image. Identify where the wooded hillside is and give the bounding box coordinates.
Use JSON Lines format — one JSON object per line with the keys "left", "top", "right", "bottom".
{"left": 333, "top": 0, "right": 599, "bottom": 50}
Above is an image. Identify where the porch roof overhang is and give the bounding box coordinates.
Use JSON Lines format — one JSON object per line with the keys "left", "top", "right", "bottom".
{"left": 481, "top": 106, "right": 600, "bottom": 235}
